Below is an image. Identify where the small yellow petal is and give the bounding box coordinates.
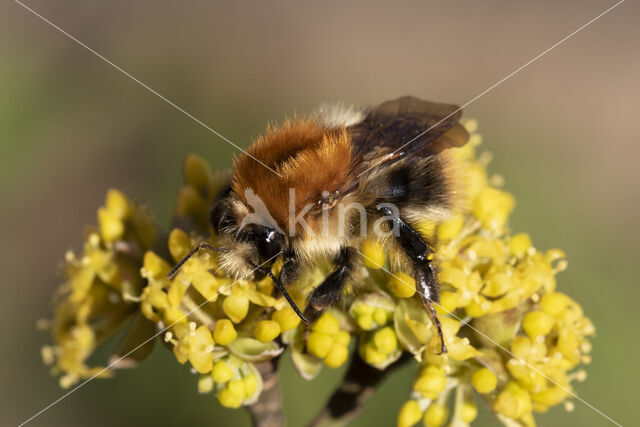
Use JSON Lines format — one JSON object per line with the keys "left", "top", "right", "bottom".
{"left": 98, "top": 207, "right": 124, "bottom": 242}
{"left": 223, "top": 295, "right": 249, "bottom": 323}
{"left": 213, "top": 319, "right": 237, "bottom": 345}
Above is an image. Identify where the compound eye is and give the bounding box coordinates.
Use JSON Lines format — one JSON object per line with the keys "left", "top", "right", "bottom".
{"left": 256, "top": 230, "right": 281, "bottom": 263}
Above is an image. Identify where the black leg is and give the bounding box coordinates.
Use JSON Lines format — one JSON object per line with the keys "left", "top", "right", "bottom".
{"left": 377, "top": 205, "right": 447, "bottom": 354}
{"left": 260, "top": 267, "right": 308, "bottom": 323}
{"left": 303, "top": 247, "right": 357, "bottom": 324}
{"left": 166, "top": 242, "right": 230, "bottom": 280}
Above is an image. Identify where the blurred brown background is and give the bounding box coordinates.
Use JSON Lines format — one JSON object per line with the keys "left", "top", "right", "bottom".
{"left": 1, "top": 1, "right": 638, "bottom": 426}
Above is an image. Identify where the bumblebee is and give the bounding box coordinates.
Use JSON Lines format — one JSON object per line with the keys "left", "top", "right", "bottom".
{"left": 169, "top": 96, "right": 469, "bottom": 353}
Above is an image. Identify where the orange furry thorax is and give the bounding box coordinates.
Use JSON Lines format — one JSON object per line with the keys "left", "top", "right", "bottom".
{"left": 232, "top": 118, "right": 353, "bottom": 234}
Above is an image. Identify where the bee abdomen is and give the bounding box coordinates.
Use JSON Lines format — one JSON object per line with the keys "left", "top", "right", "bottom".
{"left": 376, "top": 156, "right": 451, "bottom": 210}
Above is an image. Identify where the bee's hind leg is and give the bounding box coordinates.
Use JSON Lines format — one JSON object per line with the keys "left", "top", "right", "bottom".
{"left": 302, "top": 247, "right": 356, "bottom": 339}
{"left": 377, "top": 205, "right": 447, "bottom": 354}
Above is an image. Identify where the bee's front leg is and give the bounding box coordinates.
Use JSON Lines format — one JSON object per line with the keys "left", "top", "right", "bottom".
{"left": 377, "top": 205, "right": 447, "bottom": 354}
{"left": 302, "top": 247, "right": 356, "bottom": 339}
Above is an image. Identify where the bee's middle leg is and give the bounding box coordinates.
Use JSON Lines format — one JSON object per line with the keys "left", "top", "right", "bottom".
{"left": 302, "top": 247, "right": 356, "bottom": 337}
{"left": 377, "top": 205, "right": 447, "bottom": 354}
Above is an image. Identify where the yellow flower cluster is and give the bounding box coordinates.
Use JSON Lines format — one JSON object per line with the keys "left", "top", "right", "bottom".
{"left": 137, "top": 229, "right": 294, "bottom": 406}
{"left": 41, "top": 190, "right": 156, "bottom": 388}
{"left": 391, "top": 120, "right": 594, "bottom": 426}
{"left": 350, "top": 294, "right": 401, "bottom": 368}
{"left": 41, "top": 122, "right": 594, "bottom": 425}
{"left": 197, "top": 353, "right": 261, "bottom": 408}
{"left": 306, "top": 312, "right": 351, "bottom": 369}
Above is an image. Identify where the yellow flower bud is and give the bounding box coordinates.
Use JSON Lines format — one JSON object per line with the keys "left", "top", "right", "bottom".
{"left": 324, "top": 344, "right": 349, "bottom": 368}
{"left": 98, "top": 207, "right": 124, "bottom": 242}
{"left": 493, "top": 388, "right": 519, "bottom": 418}
{"left": 271, "top": 306, "right": 301, "bottom": 332}
{"left": 414, "top": 366, "right": 446, "bottom": 399}
{"left": 471, "top": 368, "right": 497, "bottom": 394}
{"left": 212, "top": 360, "right": 234, "bottom": 383}
{"left": 243, "top": 374, "right": 258, "bottom": 398}
{"left": 217, "top": 387, "right": 244, "bottom": 409}
{"left": 373, "top": 307, "right": 389, "bottom": 325}
{"left": 313, "top": 312, "right": 340, "bottom": 335}
{"left": 213, "top": 319, "right": 237, "bottom": 345}
{"left": 509, "top": 233, "right": 532, "bottom": 257}
{"left": 482, "top": 272, "right": 511, "bottom": 297}
{"left": 357, "top": 313, "right": 375, "bottom": 330}
{"left": 353, "top": 303, "right": 374, "bottom": 316}
{"left": 493, "top": 382, "right": 531, "bottom": 419}
{"left": 388, "top": 272, "right": 416, "bottom": 298}
{"left": 522, "top": 311, "right": 555, "bottom": 337}
{"left": 473, "top": 187, "right": 515, "bottom": 230}
{"left": 460, "top": 401, "right": 478, "bottom": 423}
{"left": 398, "top": 400, "right": 422, "bottom": 427}
{"left": 254, "top": 320, "right": 281, "bottom": 343}
{"left": 168, "top": 229, "right": 192, "bottom": 262}
{"left": 105, "top": 189, "right": 130, "bottom": 219}
{"left": 540, "top": 292, "right": 571, "bottom": 316}
{"left": 307, "top": 332, "right": 334, "bottom": 359}
{"left": 184, "top": 153, "right": 211, "bottom": 188}
{"left": 557, "top": 330, "right": 580, "bottom": 362}
{"left": 335, "top": 330, "right": 351, "bottom": 346}
{"left": 361, "top": 238, "right": 386, "bottom": 269}
{"left": 373, "top": 327, "right": 398, "bottom": 354}
{"left": 198, "top": 375, "right": 214, "bottom": 393}
{"left": 362, "top": 341, "right": 387, "bottom": 366}
{"left": 227, "top": 378, "right": 245, "bottom": 398}
{"left": 223, "top": 295, "right": 249, "bottom": 323}
{"left": 423, "top": 403, "right": 448, "bottom": 427}
{"left": 175, "top": 186, "right": 206, "bottom": 218}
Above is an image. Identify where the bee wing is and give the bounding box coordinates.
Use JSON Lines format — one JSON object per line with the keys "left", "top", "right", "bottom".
{"left": 346, "top": 96, "right": 468, "bottom": 175}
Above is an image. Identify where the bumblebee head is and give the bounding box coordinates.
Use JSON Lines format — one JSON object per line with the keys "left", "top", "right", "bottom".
{"left": 210, "top": 191, "right": 287, "bottom": 279}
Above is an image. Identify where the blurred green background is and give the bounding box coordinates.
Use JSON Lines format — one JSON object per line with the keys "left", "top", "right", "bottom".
{"left": 1, "top": 1, "right": 638, "bottom": 426}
